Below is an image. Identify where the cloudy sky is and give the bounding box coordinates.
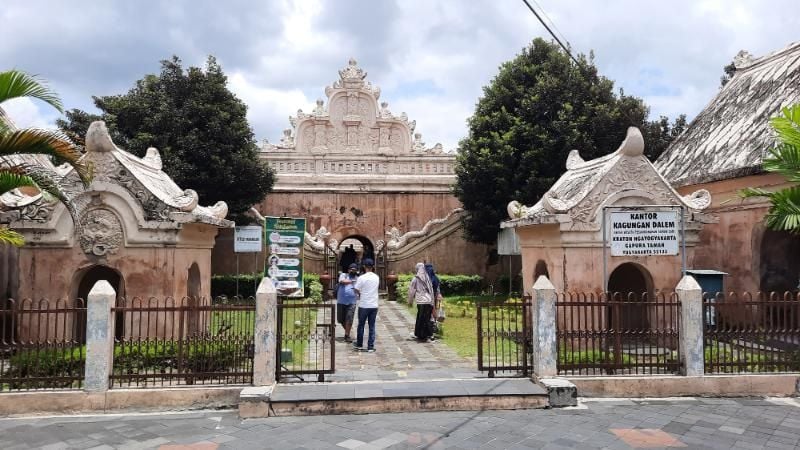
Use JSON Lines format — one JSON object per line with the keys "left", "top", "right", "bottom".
{"left": 1, "top": 0, "right": 797, "bottom": 151}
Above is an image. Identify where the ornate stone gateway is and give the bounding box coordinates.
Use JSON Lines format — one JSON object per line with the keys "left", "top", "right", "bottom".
{"left": 503, "top": 127, "right": 714, "bottom": 295}
{"left": 0, "top": 121, "right": 233, "bottom": 314}
{"left": 213, "top": 59, "right": 499, "bottom": 279}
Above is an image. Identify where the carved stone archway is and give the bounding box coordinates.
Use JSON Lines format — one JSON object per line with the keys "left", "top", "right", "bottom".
{"left": 72, "top": 264, "right": 125, "bottom": 341}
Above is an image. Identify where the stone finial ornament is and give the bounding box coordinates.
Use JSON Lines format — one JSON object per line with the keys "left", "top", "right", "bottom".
{"left": 565, "top": 149, "right": 585, "bottom": 170}
{"left": 733, "top": 50, "right": 755, "bottom": 69}
{"left": 85, "top": 121, "right": 117, "bottom": 153}
{"left": 617, "top": 127, "right": 644, "bottom": 156}
{"left": 507, "top": 200, "right": 532, "bottom": 219}
{"left": 339, "top": 57, "right": 368, "bottom": 82}
{"left": 142, "top": 147, "right": 163, "bottom": 170}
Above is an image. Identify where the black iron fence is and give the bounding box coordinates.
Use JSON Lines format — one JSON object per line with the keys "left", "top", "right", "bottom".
{"left": 277, "top": 298, "right": 335, "bottom": 382}
{"left": 109, "top": 296, "right": 255, "bottom": 388}
{"left": 0, "top": 298, "right": 87, "bottom": 392}
{"left": 704, "top": 291, "right": 800, "bottom": 373}
{"left": 556, "top": 292, "right": 682, "bottom": 376}
{"left": 476, "top": 297, "right": 531, "bottom": 377}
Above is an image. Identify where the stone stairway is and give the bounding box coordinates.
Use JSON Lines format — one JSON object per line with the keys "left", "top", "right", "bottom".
{"left": 240, "top": 378, "right": 548, "bottom": 417}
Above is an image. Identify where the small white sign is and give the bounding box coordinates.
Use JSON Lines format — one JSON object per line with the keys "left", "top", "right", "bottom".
{"left": 610, "top": 211, "right": 679, "bottom": 257}
{"left": 234, "top": 226, "right": 263, "bottom": 253}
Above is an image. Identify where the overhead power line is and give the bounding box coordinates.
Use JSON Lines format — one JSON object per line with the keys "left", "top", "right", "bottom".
{"left": 519, "top": 0, "right": 581, "bottom": 66}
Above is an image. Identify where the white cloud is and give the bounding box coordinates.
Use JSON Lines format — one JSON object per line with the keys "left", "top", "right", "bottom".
{"left": 227, "top": 72, "right": 313, "bottom": 144}
{"left": 1, "top": 0, "right": 797, "bottom": 151}
{"left": 1, "top": 98, "right": 57, "bottom": 129}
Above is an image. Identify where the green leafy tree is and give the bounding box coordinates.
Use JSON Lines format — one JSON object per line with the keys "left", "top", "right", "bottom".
{"left": 720, "top": 61, "right": 737, "bottom": 87}
{"left": 57, "top": 56, "right": 274, "bottom": 220}
{"left": 454, "top": 39, "right": 685, "bottom": 243}
{"left": 741, "top": 104, "right": 800, "bottom": 232}
{"left": 0, "top": 70, "right": 91, "bottom": 246}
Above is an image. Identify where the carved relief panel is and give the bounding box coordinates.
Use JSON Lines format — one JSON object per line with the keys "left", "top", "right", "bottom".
{"left": 79, "top": 208, "right": 124, "bottom": 256}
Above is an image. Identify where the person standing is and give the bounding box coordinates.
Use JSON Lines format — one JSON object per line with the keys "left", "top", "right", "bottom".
{"left": 336, "top": 263, "right": 359, "bottom": 342}
{"left": 408, "top": 262, "right": 439, "bottom": 342}
{"left": 353, "top": 258, "right": 380, "bottom": 352}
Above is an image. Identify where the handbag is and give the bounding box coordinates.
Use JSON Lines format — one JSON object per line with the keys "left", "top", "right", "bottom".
{"left": 436, "top": 306, "right": 446, "bottom": 322}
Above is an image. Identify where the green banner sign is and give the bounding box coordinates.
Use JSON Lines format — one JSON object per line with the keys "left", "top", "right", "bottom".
{"left": 265, "top": 216, "right": 305, "bottom": 297}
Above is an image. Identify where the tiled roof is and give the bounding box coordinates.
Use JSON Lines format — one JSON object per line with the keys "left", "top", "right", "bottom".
{"left": 655, "top": 41, "right": 800, "bottom": 186}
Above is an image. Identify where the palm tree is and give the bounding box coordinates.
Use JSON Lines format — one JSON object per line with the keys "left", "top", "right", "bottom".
{"left": 0, "top": 70, "right": 92, "bottom": 246}
{"left": 741, "top": 104, "right": 800, "bottom": 232}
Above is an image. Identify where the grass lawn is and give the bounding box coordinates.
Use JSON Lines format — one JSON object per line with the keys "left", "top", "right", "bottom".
{"left": 403, "top": 294, "right": 513, "bottom": 359}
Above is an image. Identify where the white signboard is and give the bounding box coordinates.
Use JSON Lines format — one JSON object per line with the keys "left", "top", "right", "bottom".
{"left": 234, "top": 226, "right": 263, "bottom": 253}
{"left": 610, "top": 211, "right": 679, "bottom": 256}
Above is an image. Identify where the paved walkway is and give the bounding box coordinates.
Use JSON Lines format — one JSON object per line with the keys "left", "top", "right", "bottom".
{"left": 4, "top": 397, "right": 800, "bottom": 449}
{"left": 315, "top": 299, "right": 481, "bottom": 383}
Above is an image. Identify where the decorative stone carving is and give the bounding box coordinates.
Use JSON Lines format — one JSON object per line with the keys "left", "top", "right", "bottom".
{"left": 412, "top": 133, "right": 425, "bottom": 152}
{"left": 304, "top": 226, "right": 331, "bottom": 251}
{"left": 386, "top": 208, "right": 463, "bottom": 250}
{"left": 79, "top": 208, "right": 123, "bottom": 256}
{"left": 142, "top": 147, "right": 163, "bottom": 170}
{"left": 312, "top": 99, "right": 326, "bottom": 116}
{"left": 205, "top": 201, "right": 228, "bottom": 220}
{"left": 19, "top": 197, "right": 57, "bottom": 222}
{"left": 505, "top": 126, "right": 712, "bottom": 228}
{"left": 379, "top": 101, "right": 392, "bottom": 119}
{"left": 507, "top": 200, "right": 532, "bottom": 219}
{"left": 682, "top": 189, "right": 712, "bottom": 210}
{"left": 172, "top": 189, "right": 199, "bottom": 212}
{"left": 565, "top": 150, "right": 585, "bottom": 170}
{"left": 273, "top": 58, "right": 448, "bottom": 158}
{"left": 280, "top": 129, "right": 295, "bottom": 148}
{"left": 733, "top": 50, "right": 755, "bottom": 69}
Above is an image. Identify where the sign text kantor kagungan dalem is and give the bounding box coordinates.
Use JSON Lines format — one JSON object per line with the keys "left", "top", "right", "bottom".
{"left": 609, "top": 211, "right": 679, "bottom": 257}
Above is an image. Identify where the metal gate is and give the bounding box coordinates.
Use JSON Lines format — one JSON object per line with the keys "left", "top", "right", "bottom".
{"left": 276, "top": 298, "right": 335, "bottom": 382}
{"left": 377, "top": 244, "right": 388, "bottom": 290}
{"left": 323, "top": 244, "right": 339, "bottom": 292}
{"left": 476, "top": 297, "right": 531, "bottom": 377}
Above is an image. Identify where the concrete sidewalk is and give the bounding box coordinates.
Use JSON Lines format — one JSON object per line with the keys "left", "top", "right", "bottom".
{"left": 3, "top": 397, "right": 800, "bottom": 449}
{"left": 303, "top": 299, "right": 483, "bottom": 383}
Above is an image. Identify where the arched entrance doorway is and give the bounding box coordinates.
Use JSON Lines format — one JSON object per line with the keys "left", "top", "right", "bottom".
{"left": 758, "top": 228, "right": 800, "bottom": 328}
{"left": 759, "top": 228, "right": 800, "bottom": 294}
{"left": 187, "top": 263, "right": 201, "bottom": 334}
{"left": 338, "top": 235, "right": 375, "bottom": 273}
{"left": 607, "top": 262, "right": 653, "bottom": 331}
{"left": 72, "top": 265, "right": 125, "bottom": 341}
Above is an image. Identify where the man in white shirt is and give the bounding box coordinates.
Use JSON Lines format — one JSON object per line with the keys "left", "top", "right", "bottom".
{"left": 353, "top": 258, "right": 380, "bottom": 352}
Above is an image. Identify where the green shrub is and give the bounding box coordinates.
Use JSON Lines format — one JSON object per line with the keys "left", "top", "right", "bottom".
{"left": 495, "top": 273, "right": 523, "bottom": 295}
{"left": 211, "top": 274, "right": 261, "bottom": 298}
{"left": 395, "top": 273, "right": 483, "bottom": 302}
{"left": 558, "top": 349, "right": 633, "bottom": 365}
{"left": 304, "top": 273, "right": 323, "bottom": 303}
{"left": 5, "top": 347, "right": 85, "bottom": 389}
{"left": 211, "top": 272, "right": 323, "bottom": 301}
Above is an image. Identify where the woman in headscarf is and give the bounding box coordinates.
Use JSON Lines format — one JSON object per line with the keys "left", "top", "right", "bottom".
{"left": 425, "top": 263, "right": 441, "bottom": 305}
{"left": 408, "top": 262, "right": 436, "bottom": 342}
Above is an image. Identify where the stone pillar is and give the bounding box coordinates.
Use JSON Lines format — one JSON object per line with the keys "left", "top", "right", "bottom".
{"left": 532, "top": 275, "right": 557, "bottom": 377}
{"left": 84, "top": 280, "right": 115, "bottom": 392}
{"left": 676, "top": 275, "right": 704, "bottom": 376}
{"left": 253, "top": 278, "right": 278, "bottom": 386}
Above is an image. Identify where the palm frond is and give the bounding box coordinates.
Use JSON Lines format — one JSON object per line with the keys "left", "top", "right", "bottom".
{"left": 739, "top": 187, "right": 773, "bottom": 199}
{"left": 0, "top": 128, "right": 91, "bottom": 185}
{"left": 0, "top": 168, "right": 37, "bottom": 195}
{"left": 761, "top": 186, "right": 800, "bottom": 233}
{"left": 771, "top": 104, "right": 800, "bottom": 149}
{"left": 0, "top": 227, "right": 24, "bottom": 247}
{"left": 0, "top": 70, "right": 63, "bottom": 112}
{"left": 762, "top": 143, "right": 800, "bottom": 182}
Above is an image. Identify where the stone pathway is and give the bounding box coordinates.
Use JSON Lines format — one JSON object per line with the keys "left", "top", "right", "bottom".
{"left": 4, "top": 397, "right": 800, "bottom": 449}
{"left": 314, "top": 299, "right": 481, "bottom": 383}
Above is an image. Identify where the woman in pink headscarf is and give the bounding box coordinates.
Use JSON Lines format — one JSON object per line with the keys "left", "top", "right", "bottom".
{"left": 408, "top": 262, "right": 436, "bottom": 342}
